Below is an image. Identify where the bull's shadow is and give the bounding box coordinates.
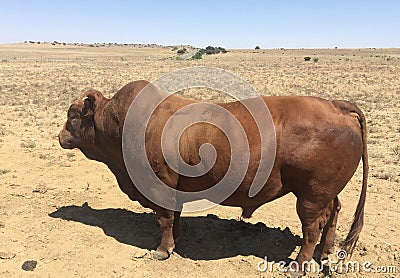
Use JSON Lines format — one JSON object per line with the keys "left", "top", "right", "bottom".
{"left": 49, "top": 203, "right": 301, "bottom": 261}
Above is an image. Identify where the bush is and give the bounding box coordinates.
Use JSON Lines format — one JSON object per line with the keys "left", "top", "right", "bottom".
{"left": 190, "top": 46, "right": 227, "bottom": 60}
{"left": 255, "top": 46, "right": 260, "bottom": 49}
{"left": 21, "top": 139, "right": 36, "bottom": 148}
{"left": 203, "top": 46, "right": 227, "bottom": 54}
{"left": 0, "top": 168, "right": 11, "bottom": 175}
{"left": 192, "top": 52, "right": 203, "bottom": 60}
{"left": 313, "top": 57, "right": 319, "bottom": 62}
{"left": 304, "top": 56, "right": 311, "bottom": 61}
{"left": 177, "top": 48, "right": 187, "bottom": 54}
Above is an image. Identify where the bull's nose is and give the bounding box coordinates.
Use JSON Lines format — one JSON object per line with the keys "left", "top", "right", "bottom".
{"left": 58, "top": 130, "right": 69, "bottom": 149}
{"left": 57, "top": 131, "right": 62, "bottom": 142}
{"left": 58, "top": 133, "right": 65, "bottom": 148}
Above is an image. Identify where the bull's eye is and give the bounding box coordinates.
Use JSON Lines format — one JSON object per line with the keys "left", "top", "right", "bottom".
{"left": 71, "top": 119, "right": 79, "bottom": 129}
{"left": 66, "top": 121, "right": 73, "bottom": 132}
{"left": 71, "top": 119, "right": 81, "bottom": 134}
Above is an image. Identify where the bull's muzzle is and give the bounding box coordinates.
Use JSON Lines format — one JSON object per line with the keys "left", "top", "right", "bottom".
{"left": 58, "top": 128, "right": 73, "bottom": 149}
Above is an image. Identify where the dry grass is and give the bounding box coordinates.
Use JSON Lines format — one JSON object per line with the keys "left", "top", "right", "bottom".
{"left": 0, "top": 43, "right": 399, "bottom": 277}
{"left": 1, "top": 44, "right": 398, "bottom": 184}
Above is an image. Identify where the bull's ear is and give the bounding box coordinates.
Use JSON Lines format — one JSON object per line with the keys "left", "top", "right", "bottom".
{"left": 82, "top": 94, "right": 96, "bottom": 117}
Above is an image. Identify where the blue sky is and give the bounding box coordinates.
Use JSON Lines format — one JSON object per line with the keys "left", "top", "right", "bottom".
{"left": 0, "top": 0, "right": 399, "bottom": 48}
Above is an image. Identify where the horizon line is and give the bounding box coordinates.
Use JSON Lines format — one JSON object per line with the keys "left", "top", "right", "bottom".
{"left": 0, "top": 41, "right": 399, "bottom": 50}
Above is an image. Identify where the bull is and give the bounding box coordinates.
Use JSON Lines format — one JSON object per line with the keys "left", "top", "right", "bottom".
{"left": 58, "top": 80, "right": 368, "bottom": 275}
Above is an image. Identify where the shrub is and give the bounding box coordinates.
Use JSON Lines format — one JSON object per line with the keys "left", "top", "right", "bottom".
{"left": 66, "top": 152, "right": 75, "bottom": 158}
{"left": 205, "top": 49, "right": 214, "bottom": 55}
{"left": 0, "top": 168, "right": 11, "bottom": 175}
{"left": 313, "top": 57, "right": 319, "bottom": 62}
{"left": 177, "top": 48, "right": 187, "bottom": 54}
{"left": 255, "top": 46, "right": 260, "bottom": 49}
{"left": 304, "top": 57, "right": 311, "bottom": 61}
{"left": 21, "top": 139, "right": 36, "bottom": 148}
{"left": 204, "top": 46, "right": 227, "bottom": 54}
{"left": 192, "top": 51, "right": 203, "bottom": 60}
{"left": 191, "top": 46, "right": 227, "bottom": 60}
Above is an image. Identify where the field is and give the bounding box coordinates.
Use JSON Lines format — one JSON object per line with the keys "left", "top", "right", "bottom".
{"left": 0, "top": 43, "right": 399, "bottom": 277}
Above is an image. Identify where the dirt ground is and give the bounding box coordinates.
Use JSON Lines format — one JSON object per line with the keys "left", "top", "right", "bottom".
{"left": 0, "top": 43, "right": 399, "bottom": 277}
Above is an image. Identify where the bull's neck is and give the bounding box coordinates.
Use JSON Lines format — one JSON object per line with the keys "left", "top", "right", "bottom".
{"left": 87, "top": 99, "right": 124, "bottom": 165}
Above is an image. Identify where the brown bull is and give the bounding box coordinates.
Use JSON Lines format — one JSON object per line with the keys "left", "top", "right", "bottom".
{"left": 59, "top": 80, "right": 368, "bottom": 273}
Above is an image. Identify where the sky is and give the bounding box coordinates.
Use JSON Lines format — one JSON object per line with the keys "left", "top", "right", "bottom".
{"left": 0, "top": 0, "right": 399, "bottom": 49}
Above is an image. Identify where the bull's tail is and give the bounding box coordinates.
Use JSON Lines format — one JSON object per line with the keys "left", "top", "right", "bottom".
{"left": 333, "top": 100, "right": 369, "bottom": 258}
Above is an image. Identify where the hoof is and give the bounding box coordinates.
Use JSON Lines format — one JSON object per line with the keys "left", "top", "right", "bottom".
{"left": 320, "top": 246, "right": 335, "bottom": 261}
{"left": 151, "top": 250, "right": 170, "bottom": 260}
{"left": 314, "top": 244, "right": 334, "bottom": 261}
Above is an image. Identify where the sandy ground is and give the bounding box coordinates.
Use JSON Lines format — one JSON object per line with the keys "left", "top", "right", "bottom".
{"left": 0, "top": 44, "right": 399, "bottom": 277}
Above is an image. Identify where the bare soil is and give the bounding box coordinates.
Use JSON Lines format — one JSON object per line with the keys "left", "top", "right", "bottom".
{"left": 0, "top": 44, "right": 399, "bottom": 277}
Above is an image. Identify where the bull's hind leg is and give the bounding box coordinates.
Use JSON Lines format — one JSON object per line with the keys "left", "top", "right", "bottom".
{"left": 153, "top": 210, "right": 175, "bottom": 260}
{"left": 290, "top": 198, "right": 330, "bottom": 275}
{"left": 317, "top": 196, "right": 341, "bottom": 260}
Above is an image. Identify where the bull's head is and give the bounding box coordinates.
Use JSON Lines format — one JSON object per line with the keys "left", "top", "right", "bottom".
{"left": 58, "top": 89, "right": 104, "bottom": 155}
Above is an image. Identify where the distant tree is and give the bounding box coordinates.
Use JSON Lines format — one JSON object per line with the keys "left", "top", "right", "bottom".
{"left": 255, "top": 46, "right": 260, "bottom": 49}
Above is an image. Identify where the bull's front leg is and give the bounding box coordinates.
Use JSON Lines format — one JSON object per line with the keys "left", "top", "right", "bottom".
{"left": 152, "top": 209, "right": 176, "bottom": 260}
